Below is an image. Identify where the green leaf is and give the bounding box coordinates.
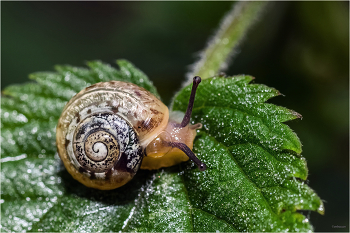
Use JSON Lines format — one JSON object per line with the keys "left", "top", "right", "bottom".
{"left": 0, "top": 60, "right": 163, "bottom": 232}
{"left": 1, "top": 62, "right": 323, "bottom": 232}
{"left": 1, "top": 60, "right": 159, "bottom": 160}
{"left": 173, "top": 76, "right": 324, "bottom": 231}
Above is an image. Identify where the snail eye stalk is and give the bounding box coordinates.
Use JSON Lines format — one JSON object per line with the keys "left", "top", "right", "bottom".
{"left": 181, "top": 76, "right": 201, "bottom": 127}
{"left": 166, "top": 141, "right": 207, "bottom": 171}
{"left": 169, "top": 76, "right": 206, "bottom": 171}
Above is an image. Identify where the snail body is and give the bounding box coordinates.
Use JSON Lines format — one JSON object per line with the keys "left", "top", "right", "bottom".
{"left": 56, "top": 78, "right": 205, "bottom": 190}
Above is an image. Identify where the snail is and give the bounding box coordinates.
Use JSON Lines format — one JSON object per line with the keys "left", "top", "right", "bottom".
{"left": 56, "top": 76, "right": 206, "bottom": 190}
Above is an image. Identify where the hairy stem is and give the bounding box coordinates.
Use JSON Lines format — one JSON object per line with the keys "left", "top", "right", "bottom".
{"left": 184, "top": 1, "right": 268, "bottom": 86}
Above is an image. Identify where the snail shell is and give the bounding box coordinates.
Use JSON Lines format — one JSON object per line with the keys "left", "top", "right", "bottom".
{"left": 56, "top": 81, "right": 169, "bottom": 190}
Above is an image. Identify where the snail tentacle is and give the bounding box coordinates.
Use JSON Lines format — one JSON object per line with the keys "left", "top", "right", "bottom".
{"left": 165, "top": 141, "right": 206, "bottom": 171}
{"left": 181, "top": 76, "right": 201, "bottom": 127}
{"left": 57, "top": 78, "right": 205, "bottom": 190}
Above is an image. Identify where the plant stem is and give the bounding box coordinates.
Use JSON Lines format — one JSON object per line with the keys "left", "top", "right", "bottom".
{"left": 185, "top": 1, "right": 268, "bottom": 86}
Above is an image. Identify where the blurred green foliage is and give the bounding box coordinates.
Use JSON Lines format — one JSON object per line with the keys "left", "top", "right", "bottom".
{"left": 2, "top": 2, "right": 349, "bottom": 231}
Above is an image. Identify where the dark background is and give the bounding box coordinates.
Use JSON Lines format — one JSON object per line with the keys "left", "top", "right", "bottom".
{"left": 2, "top": 2, "right": 349, "bottom": 232}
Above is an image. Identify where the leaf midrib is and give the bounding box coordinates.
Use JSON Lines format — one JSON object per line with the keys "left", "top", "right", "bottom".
{"left": 228, "top": 142, "right": 300, "bottom": 171}
{"left": 201, "top": 132, "right": 281, "bottom": 225}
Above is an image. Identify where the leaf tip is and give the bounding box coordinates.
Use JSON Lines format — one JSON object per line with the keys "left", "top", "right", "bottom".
{"left": 277, "top": 91, "right": 284, "bottom": 96}
{"left": 28, "top": 73, "right": 36, "bottom": 80}
{"left": 54, "top": 64, "right": 65, "bottom": 72}
{"left": 86, "top": 60, "right": 104, "bottom": 68}
{"left": 292, "top": 111, "right": 303, "bottom": 119}
{"left": 116, "top": 59, "right": 130, "bottom": 67}
{"left": 317, "top": 201, "right": 325, "bottom": 215}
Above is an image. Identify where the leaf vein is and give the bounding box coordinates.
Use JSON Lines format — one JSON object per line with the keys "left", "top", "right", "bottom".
{"left": 202, "top": 132, "right": 279, "bottom": 217}
{"left": 195, "top": 105, "right": 300, "bottom": 152}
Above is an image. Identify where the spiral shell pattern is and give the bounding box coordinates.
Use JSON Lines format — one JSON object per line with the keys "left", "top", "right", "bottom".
{"left": 56, "top": 81, "right": 168, "bottom": 190}
{"left": 72, "top": 113, "right": 141, "bottom": 174}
